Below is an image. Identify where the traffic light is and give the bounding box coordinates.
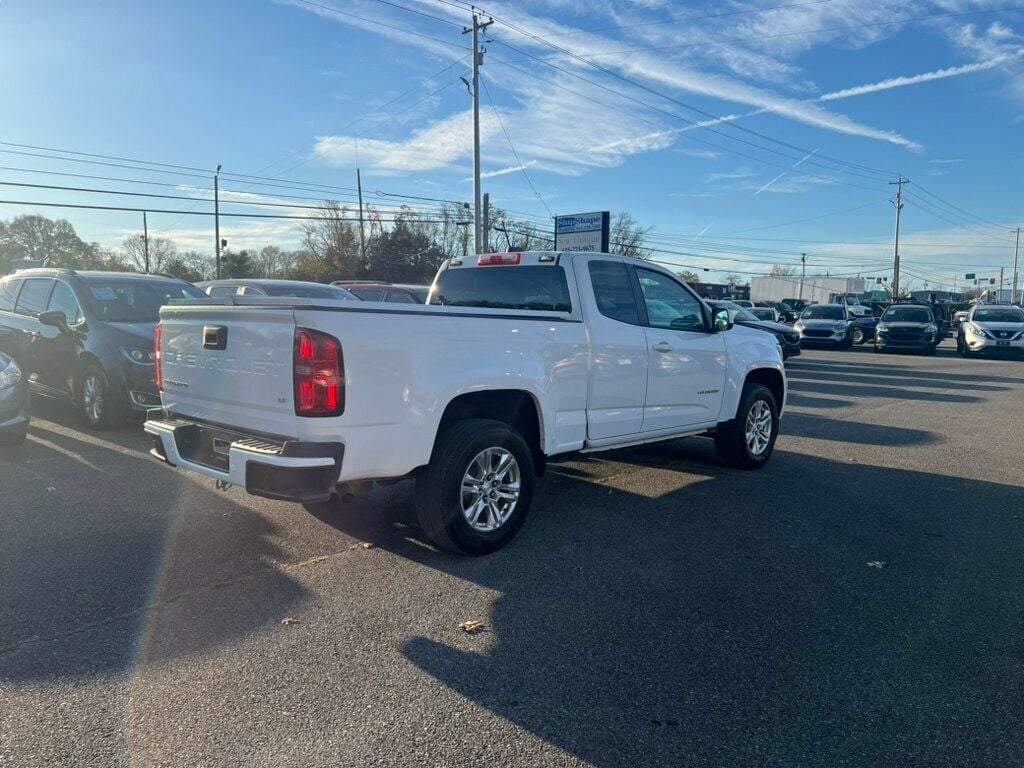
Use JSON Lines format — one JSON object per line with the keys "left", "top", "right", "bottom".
{"left": 990, "top": 277, "right": 997, "bottom": 285}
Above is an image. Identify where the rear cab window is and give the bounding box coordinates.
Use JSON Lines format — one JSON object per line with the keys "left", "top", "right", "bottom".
{"left": 431, "top": 262, "right": 572, "bottom": 313}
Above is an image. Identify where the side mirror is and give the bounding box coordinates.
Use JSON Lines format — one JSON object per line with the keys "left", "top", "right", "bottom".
{"left": 713, "top": 308, "right": 732, "bottom": 332}
{"left": 37, "top": 310, "right": 69, "bottom": 332}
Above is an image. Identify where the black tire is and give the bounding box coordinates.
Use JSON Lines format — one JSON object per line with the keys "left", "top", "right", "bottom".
{"left": 77, "top": 362, "right": 121, "bottom": 430}
{"left": 956, "top": 335, "right": 964, "bottom": 355}
{"left": 714, "top": 384, "right": 779, "bottom": 470}
{"left": 852, "top": 327, "right": 866, "bottom": 345}
{"left": 0, "top": 423, "right": 27, "bottom": 447}
{"left": 924, "top": 344, "right": 937, "bottom": 356}
{"left": 415, "top": 418, "right": 536, "bottom": 555}
{"left": 873, "top": 344, "right": 883, "bottom": 354}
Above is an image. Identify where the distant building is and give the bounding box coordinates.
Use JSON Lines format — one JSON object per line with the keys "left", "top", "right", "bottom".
{"left": 909, "top": 290, "right": 964, "bottom": 304}
{"left": 750, "top": 275, "right": 866, "bottom": 304}
{"left": 687, "top": 282, "right": 750, "bottom": 301}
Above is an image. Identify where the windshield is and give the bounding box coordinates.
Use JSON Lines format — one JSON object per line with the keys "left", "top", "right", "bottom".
{"left": 974, "top": 307, "right": 1024, "bottom": 323}
{"left": 801, "top": 305, "right": 844, "bottom": 320}
{"left": 750, "top": 308, "right": 775, "bottom": 320}
{"left": 713, "top": 301, "right": 759, "bottom": 322}
{"left": 262, "top": 283, "right": 356, "bottom": 300}
{"left": 82, "top": 279, "right": 206, "bottom": 323}
{"left": 431, "top": 266, "right": 572, "bottom": 312}
{"left": 882, "top": 306, "right": 934, "bottom": 323}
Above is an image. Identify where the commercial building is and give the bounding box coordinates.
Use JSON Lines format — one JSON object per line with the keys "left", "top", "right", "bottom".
{"left": 750, "top": 275, "right": 867, "bottom": 304}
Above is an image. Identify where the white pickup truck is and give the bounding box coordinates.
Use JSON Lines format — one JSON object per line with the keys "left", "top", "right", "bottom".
{"left": 145, "top": 251, "right": 786, "bottom": 554}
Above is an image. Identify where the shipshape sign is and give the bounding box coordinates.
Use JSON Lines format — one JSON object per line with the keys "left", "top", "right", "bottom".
{"left": 554, "top": 211, "right": 610, "bottom": 253}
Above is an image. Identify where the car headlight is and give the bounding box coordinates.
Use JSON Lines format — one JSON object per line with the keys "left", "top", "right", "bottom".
{"left": 967, "top": 324, "right": 988, "bottom": 338}
{"left": 924, "top": 324, "right": 937, "bottom": 334}
{"left": 0, "top": 358, "right": 22, "bottom": 390}
{"left": 793, "top": 321, "right": 805, "bottom": 331}
{"left": 834, "top": 322, "right": 847, "bottom": 332}
{"left": 876, "top": 323, "right": 889, "bottom": 333}
{"left": 120, "top": 346, "right": 156, "bottom": 365}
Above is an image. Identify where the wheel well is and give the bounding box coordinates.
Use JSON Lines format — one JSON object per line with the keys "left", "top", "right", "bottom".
{"left": 745, "top": 368, "right": 785, "bottom": 411}
{"left": 439, "top": 390, "right": 545, "bottom": 473}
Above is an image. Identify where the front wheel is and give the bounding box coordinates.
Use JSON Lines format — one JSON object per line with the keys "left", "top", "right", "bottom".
{"left": 415, "top": 419, "right": 536, "bottom": 555}
{"left": 0, "top": 423, "right": 27, "bottom": 447}
{"left": 715, "top": 384, "right": 779, "bottom": 470}
{"left": 852, "top": 327, "right": 866, "bottom": 345}
{"left": 78, "top": 363, "right": 121, "bottom": 430}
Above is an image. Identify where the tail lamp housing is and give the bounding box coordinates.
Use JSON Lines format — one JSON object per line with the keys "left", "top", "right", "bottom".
{"left": 294, "top": 328, "right": 344, "bottom": 417}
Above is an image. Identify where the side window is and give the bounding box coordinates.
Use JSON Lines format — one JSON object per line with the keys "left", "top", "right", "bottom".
{"left": 14, "top": 278, "right": 54, "bottom": 317}
{"left": 588, "top": 261, "right": 639, "bottom": 324}
{"left": 635, "top": 269, "right": 705, "bottom": 332}
{"left": 239, "top": 286, "right": 266, "bottom": 296}
{"left": 385, "top": 291, "right": 416, "bottom": 304}
{"left": 352, "top": 288, "right": 385, "bottom": 301}
{"left": 207, "top": 285, "right": 240, "bottom": 297}
{"left": 0, "top": 278, "right": 23, "bottom": 312}
{"left": 47, "top": 281, "right": 84, "bottom": 325}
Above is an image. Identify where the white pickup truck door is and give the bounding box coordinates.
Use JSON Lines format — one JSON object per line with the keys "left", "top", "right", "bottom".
{"left": 632, "top": 267, "right": 727, "bottom": 432}
{"left": 577, "top": 259, "right": 648, "bottom": 440}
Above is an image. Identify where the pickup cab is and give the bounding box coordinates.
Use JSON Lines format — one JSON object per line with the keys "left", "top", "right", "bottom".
{"left": 145, "top": 251, "right": 786, "bottom": 554}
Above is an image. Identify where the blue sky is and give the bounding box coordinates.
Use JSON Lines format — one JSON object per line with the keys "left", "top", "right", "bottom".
{"left": 1, "top": 0, "right": 1022, "bottom": 289}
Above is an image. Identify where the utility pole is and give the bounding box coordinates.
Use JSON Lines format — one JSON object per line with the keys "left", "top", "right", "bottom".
{"left": 482, "top": 192, "right": 490, "bottom": 252}
{"left": 798, "top": 253, "right": 807, "bottom": 301}
{"left": 890, "top": 176, "right": 908, "bottom": 299}
{"left": 999, "top": 266, "right": 1005, "bottom": 300}
{"left": 357, "top": 168, "right": 366, "bottom": 264}
{"left": 142, "top": 211, "right": 150, "bottom": 274}
{"left": 1012, "top": 227, "right": 1020, "bottom": 304}
{"left": 463, "top": 13, "right": 493, "bottom": 255}
{"left": 214, "top": 164, "right": 222, "bottom": 279}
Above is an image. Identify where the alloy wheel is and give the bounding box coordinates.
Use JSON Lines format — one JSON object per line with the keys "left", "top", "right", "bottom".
{"left": 744, "top": 400, "right": 773, "bottom": 457}
{"left": 460, "top": 447, "right": 521, "bottom": 533}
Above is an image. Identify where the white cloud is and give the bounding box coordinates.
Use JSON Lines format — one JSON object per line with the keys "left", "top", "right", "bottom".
{"left": 706, "top": 167, "right": 756, "bottom": 181}
{"left": 467, "top": 161, "right": 539, "bottom": 181}
{"left": 313, "top": 110, "right": 501, "bottom": 173}
{"left": 676, "top": 149, "right": 721, "bottom": 159}
{"left": 929, "top": 158, "right": 964, "bottom": 164}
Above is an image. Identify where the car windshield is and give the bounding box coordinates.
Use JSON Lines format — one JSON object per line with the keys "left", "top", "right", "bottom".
{"left": 974, "top": 307, "right": 1024, "bottom": 323}
{"left": 750, "top": 308, "right": 775, "bottom": 320}
{"left": 882, "top": 306, "right": 933, "bottom": 323}
{"left": 801, "top": 305, "right": 844, "bottom": 320}
{"left": 262, "top": 284, "right": 356, "bottom": 299}
{"left": 82, "top": 279, "right": 206, "bottom": 323}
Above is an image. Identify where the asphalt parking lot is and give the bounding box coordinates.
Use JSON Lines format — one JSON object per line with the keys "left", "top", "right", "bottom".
{"left": 2, "top": 341, "right": 1023, "bottom": 768}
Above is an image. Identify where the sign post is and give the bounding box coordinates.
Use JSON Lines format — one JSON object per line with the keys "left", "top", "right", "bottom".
{"left": 554, "top": 211, "right": 610, "bottom": 252}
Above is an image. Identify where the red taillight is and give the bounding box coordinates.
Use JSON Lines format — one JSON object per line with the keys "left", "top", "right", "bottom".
{"left": 154, "top": 322, "right": 163, "bottom": 390}
{"left": 293, "top": 328, "right": 344, "bottom": 417}
{"left": 477, "top": 252, "right": 521, "bottom": 266}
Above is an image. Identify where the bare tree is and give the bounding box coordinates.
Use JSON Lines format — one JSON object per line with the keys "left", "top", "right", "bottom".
{"left": 724, "top": 273, "right": 745, "bottom": 287}
{"left": 255, "top": 245, "right": 294, "bottom": 277}
{"left": 769, "top": 263, "right": 797, "bottom": 277}
{"left": 677, "top": 270, "right": 700, "bottom": 283}
{"left": 120, "top": 235, "right": 177, "bottom": 273}
{"left": 300, "top": 201, "right": 362, "bottom": 277}
{"left": 610, "top": 212, "right": 653, "bottom": 259}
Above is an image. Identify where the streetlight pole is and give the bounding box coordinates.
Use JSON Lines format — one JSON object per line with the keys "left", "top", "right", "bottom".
{"left": 142, "top": 211, "right": 149, "bottom": 273}
{"left": 463, "top": 13, "right": 493, "bottom": 255}
{"left": 798, "top": 253, "right": 807, "bottom": 301}
{"left": 1013, "top": 227, "right": 1021, "bottom": 304}
{"left": 890, "top": 176, "right": 907, "bottom": 298}
{"left": 214, "top": 164, "right": 222, "bottom": 279}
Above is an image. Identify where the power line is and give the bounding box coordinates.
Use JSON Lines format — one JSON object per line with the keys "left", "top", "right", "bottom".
{"left": 293, "top": 0, "right": 467, "bottom": 50}
{"left": 0, "top": 198, "right": 450, "bottom": 222}
{"left": 445, "top": 1, "right": 900, "bottom": 183}
{"left": 479, "top": 77, "right": 553, "bottom": 218}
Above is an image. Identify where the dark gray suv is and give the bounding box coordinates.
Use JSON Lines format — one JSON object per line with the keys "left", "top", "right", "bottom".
{"left": 0, "top": 269, "right": 205, "bottom": 429}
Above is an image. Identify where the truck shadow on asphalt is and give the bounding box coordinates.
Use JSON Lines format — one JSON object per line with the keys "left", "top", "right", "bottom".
{"left": 0, "top": 398, "right": 308, "bottom": 684}
{"left": 310, "top": 436, "right": 1024, "bottom": 767}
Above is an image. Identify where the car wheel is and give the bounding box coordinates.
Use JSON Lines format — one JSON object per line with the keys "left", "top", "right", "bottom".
{"left": 78, "top": 363, "right": 121, "bottom": 430}
{"left": 0, "top": 423, "right": 27, "bottom": 447}
{"left": 715, "top": 383, "right": 779, "bottom": 470}
{"left": 852, "top": 328, "right": 865, "bottom": 345}
{"left": 956, "top": 335, "right": 964, "bottom": 354}
{"left": 415, "top": 418, "right": 535, "bottom": 555}
{"left": 924, "top": 344, "right": 937, "bottom": 356}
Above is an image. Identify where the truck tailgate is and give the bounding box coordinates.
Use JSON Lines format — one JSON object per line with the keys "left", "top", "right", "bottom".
{"left": 159, "top": 306, "right": 298, "bottom": 436}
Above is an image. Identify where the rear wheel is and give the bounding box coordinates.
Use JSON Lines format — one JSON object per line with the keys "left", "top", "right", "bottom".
{"left": 714, "top": 384, "right": 779, "bottom": 470}
{"left": 415, "top": 419, "right": 535, "bottom": 555}
{"left": 852, "top": 327, "right": 866, "bottom": 345}
{"left": 0, "top": 423, "right": 27, "bottom": 446}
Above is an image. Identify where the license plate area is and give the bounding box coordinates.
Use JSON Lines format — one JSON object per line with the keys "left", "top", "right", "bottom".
{"left": 997, "top": 341, "right": 1010, "bottom": 347}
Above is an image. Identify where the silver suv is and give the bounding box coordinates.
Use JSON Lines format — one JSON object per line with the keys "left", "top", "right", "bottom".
{"left": 956, "top": 304, "right": 1024, "bottom": 357}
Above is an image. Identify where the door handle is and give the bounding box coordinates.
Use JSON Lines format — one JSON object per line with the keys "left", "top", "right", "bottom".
{"left": 22, "top": 329, "right": 42, "bottom": 338}
{"left": 652, "top": 341, "right": 673, "bottom": 353}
